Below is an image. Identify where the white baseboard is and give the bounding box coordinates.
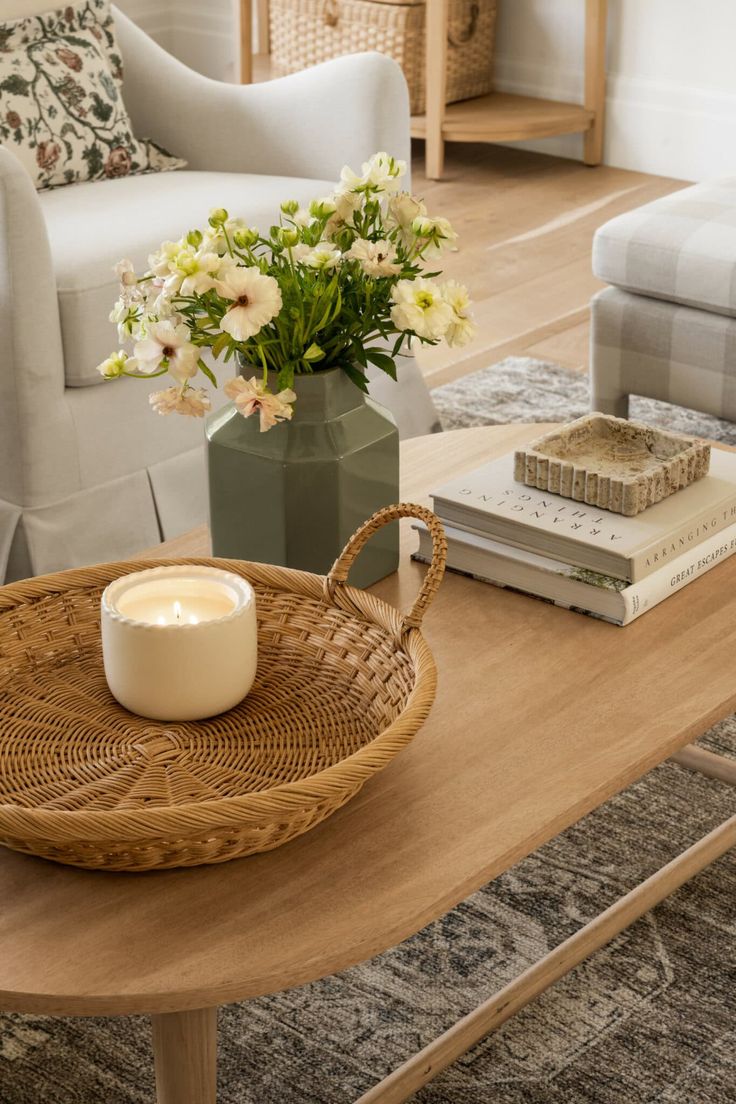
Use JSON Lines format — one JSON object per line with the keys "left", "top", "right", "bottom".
{"left": 492, "top": 57, "right": 736, "bottom": 181}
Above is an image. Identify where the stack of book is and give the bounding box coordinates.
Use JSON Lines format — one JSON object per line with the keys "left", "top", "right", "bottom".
{"left": 414, "top": 448, "right": 736, "bottom": 625}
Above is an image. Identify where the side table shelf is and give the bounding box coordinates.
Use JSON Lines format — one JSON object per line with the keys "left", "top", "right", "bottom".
{"left": 419, "top": 0, "right": 608, "bottom": 179}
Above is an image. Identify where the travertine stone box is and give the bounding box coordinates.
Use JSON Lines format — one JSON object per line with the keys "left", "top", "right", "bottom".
{"left": 514, "top": 413, "right": 711, "bottom": 516}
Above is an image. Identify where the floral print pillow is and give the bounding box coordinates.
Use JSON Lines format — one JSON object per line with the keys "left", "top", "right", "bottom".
{"left": 0, "top": 0, "right": 186, "bottom": 190}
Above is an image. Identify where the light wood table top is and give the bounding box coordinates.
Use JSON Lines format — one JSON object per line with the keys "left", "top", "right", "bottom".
{"left": 2, "top": 423, "right": 735, "bottom": 1018}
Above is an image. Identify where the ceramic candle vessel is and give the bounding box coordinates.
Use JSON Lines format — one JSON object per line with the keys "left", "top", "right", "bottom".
{"left": 101, "top": 565, "right": 257, "bottom": 721}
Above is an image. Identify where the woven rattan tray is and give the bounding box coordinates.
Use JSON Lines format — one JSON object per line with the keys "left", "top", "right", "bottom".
{"left": 0, "top": 504, "right": 446, "bottom": 872}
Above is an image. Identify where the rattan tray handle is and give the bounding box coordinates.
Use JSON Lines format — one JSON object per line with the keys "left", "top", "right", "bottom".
{"left": 325, "top": 503, "right": 447, "bottom": 634}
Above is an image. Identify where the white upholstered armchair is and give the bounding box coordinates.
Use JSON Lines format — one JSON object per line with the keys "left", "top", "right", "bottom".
{"left": 0, "top": 5, "right": 437, "bottom": 583}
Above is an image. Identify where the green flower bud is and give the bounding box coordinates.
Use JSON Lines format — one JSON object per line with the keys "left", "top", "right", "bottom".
{"left": 309, "top": 196, "right": 337, "bottom": 219}
{"left": 208, "top": 208, "right": 229, "bottom": 228}
{"left": 186, "top": 229, "right": 203, "bottom": 248}
{"left": 233, "top": 226, "right": 258, "bottom": 249}
{"left": 280, "top": 199, "right": 300, "bottom": 216}
{"left": 278, "top": 226, "right": 300, "bottom": 248}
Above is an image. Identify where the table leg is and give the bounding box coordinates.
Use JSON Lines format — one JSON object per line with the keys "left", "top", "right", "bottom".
{"left": 151, "top": 1007, "right": 218, "bottom": 1104}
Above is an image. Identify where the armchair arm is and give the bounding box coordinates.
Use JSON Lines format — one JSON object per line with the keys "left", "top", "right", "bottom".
{"left": 0, "top": 151, "right": 78, "bottom": 507}
{"left": 114, "top": 8, "right": 410, "bottom": 180}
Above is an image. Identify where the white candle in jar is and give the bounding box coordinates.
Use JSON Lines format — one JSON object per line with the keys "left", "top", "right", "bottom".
{"left": 101, "top": 566, "right": 257, "bottom": 721}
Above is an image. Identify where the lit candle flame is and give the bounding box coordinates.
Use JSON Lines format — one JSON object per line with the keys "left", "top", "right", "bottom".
{"left": 173, "top": 600, "right": 182, "bottom": 624}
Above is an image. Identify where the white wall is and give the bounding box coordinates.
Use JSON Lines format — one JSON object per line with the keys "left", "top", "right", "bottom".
{"left": 493, "top": 0, "right": 736, "bottom": 182}
{"left": 116, "top": 0, "right": 238, "bottom": 81}
{"left": 116, "top": 0, "right": 736, "bottom": 182}
{"left": 114, "top": 0, "right": 172, "bottom": 50}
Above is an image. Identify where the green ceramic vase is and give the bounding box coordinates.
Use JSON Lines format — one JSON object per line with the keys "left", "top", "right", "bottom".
{"left": 205, "top": 366, "right": 400, "bottom": 588}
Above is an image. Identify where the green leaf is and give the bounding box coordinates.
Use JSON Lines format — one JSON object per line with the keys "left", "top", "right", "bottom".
{"left": 303, "top": 342, "right": 325, "bottom": 363}
{"left": 341, "top": 362, "right": 370, "bottom": 393}
{"left": 211, "top": 332, "right": 231, "bottom": 359}
{"left": 351, "top": 342, "right": 367, "bottom": 367}
{"left": 364, "top": 349, "right": 397, "bottom": 380}
{"left": 198, "top": 360, "right": 218, "bottom": 387}
{"left": 277, "top": 364, "right": 295, "bottom": 391}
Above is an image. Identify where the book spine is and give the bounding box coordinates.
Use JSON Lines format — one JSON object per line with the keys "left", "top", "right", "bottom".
{"left": 630, "top": 498, "right": 736, "bottom": 581}
{"left": 621, "top": 525, "right": 736, "bottom": 623}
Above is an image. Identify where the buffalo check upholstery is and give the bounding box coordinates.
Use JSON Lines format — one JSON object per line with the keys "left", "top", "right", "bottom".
{"left": 591, "top": 179, "right": 736, "bottom": 420}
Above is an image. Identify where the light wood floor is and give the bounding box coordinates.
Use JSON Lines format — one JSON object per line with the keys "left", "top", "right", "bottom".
{"left": 411, "top": 141, "right": 685, "bottom": 387}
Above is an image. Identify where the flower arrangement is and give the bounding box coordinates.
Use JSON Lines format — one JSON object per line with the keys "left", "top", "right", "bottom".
{"left": 98, "top": 152, "right": 475, "bottom": 431}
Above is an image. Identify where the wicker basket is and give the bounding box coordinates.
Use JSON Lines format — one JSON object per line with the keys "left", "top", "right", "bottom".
{"left": 0, "top": 504, "right": 446, "bottom": 872}
{"left": 270, "top": 0, "right": 496, "bottom": 116}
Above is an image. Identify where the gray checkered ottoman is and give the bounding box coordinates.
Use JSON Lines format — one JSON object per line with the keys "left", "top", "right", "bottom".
{"left": 590, "top": 179, "right": 736, "bottom": 420}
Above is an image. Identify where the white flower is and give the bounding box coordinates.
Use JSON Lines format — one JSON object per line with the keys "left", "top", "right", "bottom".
{"left": 303, "top": 242, "right": 342, "bottom": 270}
{"left": 291, "top": 207, "right": 313, "bottom": 228}
{"left": 134, "top": 320, "right": 200, "bottom": 381}
{"left": 330, "top": 187, "right": 363, "bottom": 225}
{"left": 333, "top": 154, "right": 405, "bottom": 224}
{"left": 165, "top": 245, "right": 221, "bottom": 296}
{"left": 412, "top": 215, "right": 458, "bottom": 255}
{"left": 224, "top": 375, "right": 297, "bottom": 432}
{"left": 148, "top": 238, "right": 221, "bottom": 295}
{"left": 142, "top": 278, "right": 179, "bottom": 319}
{"left": 217, "top": 267, "right": 282, "bottom": 341}
{"left": 113, "top": 258, "right": 141, "bottom": 306}
{"left": 290, "top": 243, "right": 313, "bottom": 263}
{"left": 150, "top": 385, "right": 211, "bottom": 418}
{"left": 202, "top": 216, "right": 249, "bottom": 255}
{"left": 388, "top": 192, "right": 427, "bottom": 230}
{"left": 97, "top": 350, "right": 133, "bottom": 379}
{"left": 109, "top": 298, "right": 140, "bottom": 341}
{"left": 390, "top": 278, "right": 454, "bottom": 341}
{"left": 387, "top": 192, "right": 427, "bottom": 246}
{"left": 148, "top": 240, "right": 180, "bottom": 277}
{"left": 441, "top": 280, "right": 476, "bottom": 347}
{"left": 339, "top": 164, "right": 364, "bottom": 193}
{"left": 347, "top": 238, "right": 401, "bottom": 277}
{"left": 114, "top": 258, "right": 138, "bottom": 287}
{"left": 361, "top": 151, "right": 406, "bottom": 193}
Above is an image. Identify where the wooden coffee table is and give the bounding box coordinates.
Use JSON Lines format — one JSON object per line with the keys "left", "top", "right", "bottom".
{"left": 1, "top": 424, "right": 734, "bottom": 1104}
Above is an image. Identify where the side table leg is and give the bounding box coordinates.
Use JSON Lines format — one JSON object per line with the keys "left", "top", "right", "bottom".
{"left": 151, "top": 1007, "right": 218, "bottom": 1104}
{"left": 425, "top": 0, "right": 449, "bottom": 180}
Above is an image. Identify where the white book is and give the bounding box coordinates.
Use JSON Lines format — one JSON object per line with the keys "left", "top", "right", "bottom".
{"left": 413, "top": 519, "right": 736, "bottom": 626}
{"left": 431, "top": 449, "right": 736, "bottom": 582}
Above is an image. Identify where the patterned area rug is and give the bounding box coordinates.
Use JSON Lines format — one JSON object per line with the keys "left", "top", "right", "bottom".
{"left": 2, "top": 359, "right": 735, "bottom": 1104}
{"left": 432, "top": 355, "right": 736, "bottom": 443}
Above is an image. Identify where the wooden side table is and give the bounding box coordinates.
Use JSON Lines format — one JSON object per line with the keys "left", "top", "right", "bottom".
{"left": 416, "top": 0, "right": 608, "bottom": 179}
